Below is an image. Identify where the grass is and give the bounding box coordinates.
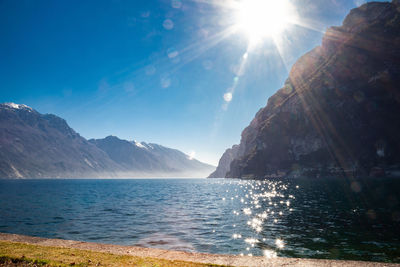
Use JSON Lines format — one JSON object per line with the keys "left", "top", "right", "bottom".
{"left": 0, "top": 255, "right": 50, "bottom": 266}
{"left": 0, "top": 241, "right": 224, "bottom": 267}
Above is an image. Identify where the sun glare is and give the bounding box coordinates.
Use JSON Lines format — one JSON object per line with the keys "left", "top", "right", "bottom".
{"left": 235, "top": 0, "right": 295, "bottom": 43}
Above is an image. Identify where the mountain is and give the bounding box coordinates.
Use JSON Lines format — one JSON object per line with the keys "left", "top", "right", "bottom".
{"left": 0, "top": 103, "right": 120, "bottom": 178}
{"left": 89, "top": 136, "right": 215, "bottom": 177}
{"left": 213, "top": 0, "right": 400, "bottom": 179}
{"left": 208, "top": 145, "right": 239, "bottom": 178}
{"left": 0, "top": 103, "right": 214, "bottom": 178}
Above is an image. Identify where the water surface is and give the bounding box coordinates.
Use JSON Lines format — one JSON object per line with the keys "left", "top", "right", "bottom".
{"left": 0, "top": 178, "right": 399, "bottom": 263}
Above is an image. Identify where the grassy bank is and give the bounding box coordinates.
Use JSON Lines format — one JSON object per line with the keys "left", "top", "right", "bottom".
{"left": 0, "top": 241, "right": 222, "bottom": 267}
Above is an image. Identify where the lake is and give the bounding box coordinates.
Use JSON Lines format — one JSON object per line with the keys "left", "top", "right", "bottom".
{"left": 0, "top": 178, "right": 399, "bottom": 263}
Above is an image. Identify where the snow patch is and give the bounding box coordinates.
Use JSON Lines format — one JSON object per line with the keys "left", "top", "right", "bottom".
{"left": 84, "top": 158, "right": 94, "bottom": 168}
{"left": 146, "top": 143, "right": 154, "bottom": 149}
{"left": 10, "top": 164, "right": 23, "bottom": 178}
{"left": 134, "top": 140, "right": 147, "bottom": 149}
{"left": 4, "top": 103, "right": 33, "bottom": 112}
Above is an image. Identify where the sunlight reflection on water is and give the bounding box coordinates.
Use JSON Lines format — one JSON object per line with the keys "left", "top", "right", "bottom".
{"left": 0, "top": 178, "right": 399, "bottom": 262}
{"left": 215, "top": 179, "right": 295, "bottom": 256}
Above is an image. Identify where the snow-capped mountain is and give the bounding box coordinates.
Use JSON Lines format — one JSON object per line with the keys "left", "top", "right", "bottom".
{"left": 0, "top": 103, "right": 215, "bottom": 178}
{"left": 90, "top": 136, "right": 214, "bottom": 177}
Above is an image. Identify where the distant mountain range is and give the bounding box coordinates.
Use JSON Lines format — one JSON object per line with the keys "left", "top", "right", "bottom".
{"left": 210, "top": 0, "right": 400, "bottom": 179}
{"left": 0, "top": 103, "right": 214, "bottom": 178}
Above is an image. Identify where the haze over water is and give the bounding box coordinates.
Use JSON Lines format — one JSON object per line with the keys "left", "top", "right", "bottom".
{"left": 0, "top": 178, "right": 399, "bottom": 263}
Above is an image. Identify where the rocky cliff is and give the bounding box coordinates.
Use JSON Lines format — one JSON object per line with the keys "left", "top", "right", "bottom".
{"left": 208, "top": 145, "right": 239, "bottom": 178}
{"left": 219, "top": 1, "right": 400, "bottom": 179}
{"left": 0, "top": 103, "right": 214, "bottom": 178}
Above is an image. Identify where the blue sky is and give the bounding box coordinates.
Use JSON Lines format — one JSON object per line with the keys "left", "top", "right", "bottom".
{"left": 0, "top": 0, "right": 387, "bottom": 165}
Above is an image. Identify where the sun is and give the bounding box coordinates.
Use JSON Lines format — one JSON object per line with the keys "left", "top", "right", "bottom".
{"left": 235, "top": 0, "right": 295, "bottom": 43}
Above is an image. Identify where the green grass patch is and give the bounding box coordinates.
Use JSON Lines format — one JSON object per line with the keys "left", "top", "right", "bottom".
{"left": 0, "top": 255, "right": 50, "bottom": 266}
{"left": 0, "top": 240, "right": 224, "bottom": 267}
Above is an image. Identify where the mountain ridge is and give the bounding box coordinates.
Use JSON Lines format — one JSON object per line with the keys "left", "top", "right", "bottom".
{"left": 89, "top": 135, "right": 215, "bottom": 177}
{"left": 0, "top": 103, "right": 215, "bottom": 178}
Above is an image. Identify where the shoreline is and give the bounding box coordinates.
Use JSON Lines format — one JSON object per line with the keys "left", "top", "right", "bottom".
{"left": 0, "top": 233, "right": 398, "bottom": 266}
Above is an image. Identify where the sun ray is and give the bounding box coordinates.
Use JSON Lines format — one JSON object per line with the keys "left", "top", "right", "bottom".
{"left": 291, "top": 19, "right": 327, "bottom": 34}
{"left": 233, "top": 0, "right": 297, "bottom": 44}
{"left": 167, "top": 26, "right": 238, "bottom": 74}
{"left": 271, "top": 35, "right": 291, "bottom": 72}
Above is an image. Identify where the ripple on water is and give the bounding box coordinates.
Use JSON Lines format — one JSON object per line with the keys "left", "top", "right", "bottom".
{"left": 0, "top": 178, "right": 399, "bottom": 263}
{"left": 135, "top": 233, "right": 195, "bottom": 252}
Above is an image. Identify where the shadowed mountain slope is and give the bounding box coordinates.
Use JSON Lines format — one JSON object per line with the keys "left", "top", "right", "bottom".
{"left": 213, "top": 0, "right": 400, "bottom": 179}
{"left": 0, "top": 103, "right": 214, "bottom": 178}
{"left": 0, "top": 103, "right": 120, "bottom": 178}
